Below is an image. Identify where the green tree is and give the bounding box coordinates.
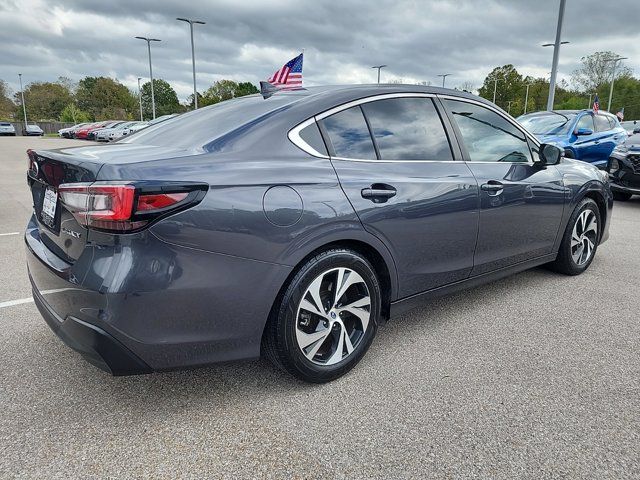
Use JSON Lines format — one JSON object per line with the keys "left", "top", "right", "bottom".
{"left": 478, "top": 65, "right": 524, "bottom": 112}
{"left": 59, "top": 103, "right": 92, "bottom": 123}
{"left": 76, "top": 76, "right": 137, "bottom": 120}
{"left": 13, "top": 80, "right": 73, "bottom": 120}
{"left": 140, "top": 79, "right": 180, "bottom": 118}
{"left": 201, "top": 80, "right": 259, "bottom": 106}
{"left": 0, "top": 80, "right": 14, "bottom": 120}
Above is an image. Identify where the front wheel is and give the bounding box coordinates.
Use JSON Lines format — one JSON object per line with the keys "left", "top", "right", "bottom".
{"left": 263, "top": 248, "right": 381, "bottom": 383}
{"left": 548, "top": 198, "right": 601, "bottom": 275}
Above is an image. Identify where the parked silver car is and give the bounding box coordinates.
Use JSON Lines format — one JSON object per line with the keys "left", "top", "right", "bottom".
{"left": 108, "top": 121, "right": 148, "bottom": 141}
{"left": 23, "top": 124, "right": 44, "bottom": 136}
{"left": 0, "top": 122, "right": 16, "bottom": 136}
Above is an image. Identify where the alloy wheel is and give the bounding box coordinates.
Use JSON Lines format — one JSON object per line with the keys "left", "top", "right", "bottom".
{"left": 295, "top": 267, "right": 371, "bottom": 366}
{"left": 571, "top": 209, "right": 598, "bottom": 266}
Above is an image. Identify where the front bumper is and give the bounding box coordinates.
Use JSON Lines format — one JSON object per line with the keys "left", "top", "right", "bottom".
{"left": 607, "top": 154, "right": 640, "bottom": 195}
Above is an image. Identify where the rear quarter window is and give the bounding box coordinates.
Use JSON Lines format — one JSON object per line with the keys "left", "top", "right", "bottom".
{"left": 298, "top": 122, "right": 328, "bottom": 156}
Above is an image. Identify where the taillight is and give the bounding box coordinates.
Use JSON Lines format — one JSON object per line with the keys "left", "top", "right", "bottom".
{"left": 58, "top": 182, "right": 203, "bottom": 232}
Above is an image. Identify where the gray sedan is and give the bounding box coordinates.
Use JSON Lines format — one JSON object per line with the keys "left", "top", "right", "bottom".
{"left": 25, "top": 85, "right": 612, "bottom": 383}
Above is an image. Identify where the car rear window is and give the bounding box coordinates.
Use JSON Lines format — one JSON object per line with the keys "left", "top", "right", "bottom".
{"left": 121, "top": 95, "right": 301, "bottom": 150}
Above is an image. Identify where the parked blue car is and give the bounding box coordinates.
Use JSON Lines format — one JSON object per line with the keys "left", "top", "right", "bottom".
{"left": 517, "top": 110, "right": 626, "bottom": 168}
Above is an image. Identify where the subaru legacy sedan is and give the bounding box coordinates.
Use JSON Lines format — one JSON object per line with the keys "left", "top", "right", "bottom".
{"left": 517, "top": 109, "right": 626, "bottom": 168}
{"left": 25, "top": 85, "right": 611, "bottom": 383}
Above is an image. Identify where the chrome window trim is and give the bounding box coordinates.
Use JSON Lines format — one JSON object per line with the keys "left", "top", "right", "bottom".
{"left": 288, "top": 92, "right": 542, "bottom": 165}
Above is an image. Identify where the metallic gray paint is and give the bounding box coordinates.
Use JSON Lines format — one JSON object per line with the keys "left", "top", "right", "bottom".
{"left": 25, "top": 85, "right": 612, "bottom": 373}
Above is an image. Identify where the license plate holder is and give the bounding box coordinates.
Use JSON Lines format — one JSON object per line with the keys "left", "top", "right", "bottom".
{"left": 41, "top": 186, "right": 58, "bottom": 227}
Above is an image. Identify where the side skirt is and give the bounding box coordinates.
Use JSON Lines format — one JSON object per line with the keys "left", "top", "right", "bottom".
{"left": 389, "top": 253, "right": 557, "bottom": 318}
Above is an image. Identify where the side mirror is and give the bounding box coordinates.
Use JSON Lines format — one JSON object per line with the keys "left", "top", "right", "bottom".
{"left": 538, "top": 143, "right": 562, "bottom": 166}
{"left": 575, "top": 128, "right": 594, "bottom": 136}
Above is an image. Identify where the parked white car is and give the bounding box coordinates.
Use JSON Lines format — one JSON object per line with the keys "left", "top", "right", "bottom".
{"left": 109, "top": 121, "right": 149, "bottom": 141}
{"left": 94, "top": 122, "right": 133, "bottom": 142}
{"left": 58, "top": 123, "right": 90, "bottom": 138}
{"left": 0, "top": 122, "right": 16, "bottom": 136}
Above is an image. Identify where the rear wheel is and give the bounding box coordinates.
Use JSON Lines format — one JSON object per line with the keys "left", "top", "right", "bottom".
{"left": 263, "top": 248, "right": 381, "bottom": 383}
{"left": 613, "top": 191, "right": 632, "bottom": 201}
{"left": 548, "top": 198, "right": 600, "bottom": 275}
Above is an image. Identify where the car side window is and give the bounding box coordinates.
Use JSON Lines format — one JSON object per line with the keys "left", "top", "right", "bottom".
{"left": 321, "top": 106, "right": 376, "bottom": 159}
{"left": 594, "top": 114, "right": 611, "bottom": 132}
{"left": 298, "top": 122, "right": 328, "bottom": 156}
{"left": 576, "top": 114, "right": 595, "bottom": 132}
{"left": 443, "top": 99, "right": 532, "bottom": 163}
{"left": 607, "top": 117, "right": 617, "bottom": 129}
{"left": 360, "top": 97, "right": 453, "bottom": 160}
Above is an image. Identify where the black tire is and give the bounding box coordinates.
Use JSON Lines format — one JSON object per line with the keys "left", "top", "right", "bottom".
{"left": 263, "top": 248, "right": 381, "bottom": 383}
{"left": 613, "top": 191, "right": 632, "bottom": 201}
{"left": 564, "top": 149, "right": 575, "bottom": 159}
{"left": 548, "top": 198, "right": 601, "bottom": 275}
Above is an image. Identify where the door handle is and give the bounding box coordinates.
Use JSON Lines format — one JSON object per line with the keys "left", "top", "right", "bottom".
{"left": 361, "top": 184, "right": 397, "bottom": 202}
{"left": 481, "top": 181, "right": 504, "bottom": 194}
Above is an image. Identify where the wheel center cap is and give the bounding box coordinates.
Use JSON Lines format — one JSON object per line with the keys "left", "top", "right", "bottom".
{"left": 330, "top": 311, "right": 337, "bottom": 319}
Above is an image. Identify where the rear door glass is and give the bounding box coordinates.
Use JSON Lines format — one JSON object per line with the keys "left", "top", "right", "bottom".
{"left": 594, "top": 114, "right": 611, "bottom": 132}
{"left": 321, "top": 106, "right": 376, "bottom": 159}
{"left": 361, "top": 97, "right": 453, "bottom": 160}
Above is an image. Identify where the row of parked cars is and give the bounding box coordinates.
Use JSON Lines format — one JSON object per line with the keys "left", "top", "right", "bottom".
{"left": 516, "top": 109, "right": 639, "bottom": 201}
{"left": 58, "top": 114, "right": 177, "bottom": 142}
{"left": 0, "top": 122, "right": 44, "bottom": 136}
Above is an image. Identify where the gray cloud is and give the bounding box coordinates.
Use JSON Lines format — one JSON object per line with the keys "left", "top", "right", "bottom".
{"left": 1, "top": 0, "right": 638, "bottom": 101}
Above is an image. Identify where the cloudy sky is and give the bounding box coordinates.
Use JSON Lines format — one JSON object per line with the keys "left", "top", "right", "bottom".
{"left": 1, "top": 0, "right": 639, "bottom": 101}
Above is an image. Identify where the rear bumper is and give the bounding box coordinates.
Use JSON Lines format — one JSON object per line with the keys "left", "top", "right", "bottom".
{"left": 25, "top": 214, "right": 292, "bottom": 374}
{"left": 32, "top": 285, "right": 151, "bottom": 375}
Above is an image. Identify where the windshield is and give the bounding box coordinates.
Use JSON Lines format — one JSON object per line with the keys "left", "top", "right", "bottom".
{"left": 518, "top": 112, "right": 576, "bottom": 135}
{"left": 121, "top": 94, "right": 301, "bottom": 150}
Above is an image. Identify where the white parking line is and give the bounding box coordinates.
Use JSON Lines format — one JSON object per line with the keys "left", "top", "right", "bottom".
{"left": 0, "top": 288, "right": 78, "bottom": 309}
{"left": 0, "top": 232, "right": 20, "bottom": 237}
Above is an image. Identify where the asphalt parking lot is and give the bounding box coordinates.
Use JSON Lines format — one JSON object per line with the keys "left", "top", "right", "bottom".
{"left": 0, "top": 136, "right": 638, "bottom": 479}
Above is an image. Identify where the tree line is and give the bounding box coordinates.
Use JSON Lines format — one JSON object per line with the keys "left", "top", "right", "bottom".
{"left": 0, "top": 76, "right": 259, "bottom": 122}
{"left": 475, "top": 51, "right": 640, "bottom": 119}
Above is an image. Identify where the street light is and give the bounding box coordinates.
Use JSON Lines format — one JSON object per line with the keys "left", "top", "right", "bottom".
{"left": 507, "top": 101, "right": 513, "bottom": 114}
{"left": 18, "top": 73, "right": 27, "bottom": 131}
{"left": 437, "top": 73, "right": 451, "bottom": 88}
{"left": 492, "top": 77, "right": 498, "bottom": 103}
{"left": 137, "top": 77, "right": 143, "bottom": 121}
{"left": 176, "top": 17, "right": 206, "bottom": 110}
{"left": 606, "top": 56, "right": 628, "bottom": 112}
{"left": 524, "top": 83, "right": 534, "bottom": 114}
{"left": 371, "top": 65, "right": 387, "bottom": 84}
{"left": 135, "top": 36, "right": 161, "bottom": 119}
{"left": 542, "top": 0, "right": 569, "bottom": 111}
{"left": 588, "top": 92, "right": 595, "bottom": 109}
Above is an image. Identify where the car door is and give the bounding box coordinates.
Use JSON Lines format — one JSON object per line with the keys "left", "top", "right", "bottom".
{"left": 572, "top": 113, "right": 599, "bottom": 162}
{"left": 440, "top": 97, "right": 566, "bottom": 276}
{"left": 318, "top": 95, "right": 479, "bottom": 298}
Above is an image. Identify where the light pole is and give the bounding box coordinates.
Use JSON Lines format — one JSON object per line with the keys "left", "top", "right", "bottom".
{"left": 437, "top": 73, "right": 451, "bottom": 88}
{"left": 18, "top": 73, "right": 27, "bottom": 131}
{"left": 588, "top": 92, "right": 594, "bottom": 109}
{"left": 543, "top": 0, "right": 568, "bottom": 111}
{"left": 135, "top": 36, "right": 161, "bottom": 119}
{"left": 176, "top": 17, "right": 206, "bottom": 110}
{"left": 524, "top": 83, "right": 534, "bottom": 114}
{"left": 492, "top": 77, "right": 498, "bottom": 103}
{"left": 607, "top": 56, "right": 628, "bottom": 112}
{"left": 507, "top": 101, "right": 513, "bottom": 114}
{"left": 137, "top": 77, "right": 143, "bottom": 121}
{"left": 371, "top": 65, "right": 387, "bottom": 84}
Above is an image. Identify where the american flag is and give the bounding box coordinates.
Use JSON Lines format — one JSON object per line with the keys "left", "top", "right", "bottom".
{"left": 267, "top": 53, "right": 303, "bottom": 89}
{"left": 592, "top": 94, "right": 600, "bottom": 113}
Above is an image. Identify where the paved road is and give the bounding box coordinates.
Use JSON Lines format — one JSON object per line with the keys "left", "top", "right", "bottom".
{"left": 0, "top": 137, "right": 638, "bottom": 479}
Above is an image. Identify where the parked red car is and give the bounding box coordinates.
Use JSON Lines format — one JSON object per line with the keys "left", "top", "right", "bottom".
{"left": 75, "top": 122, "right": 108, "bottom": 140}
